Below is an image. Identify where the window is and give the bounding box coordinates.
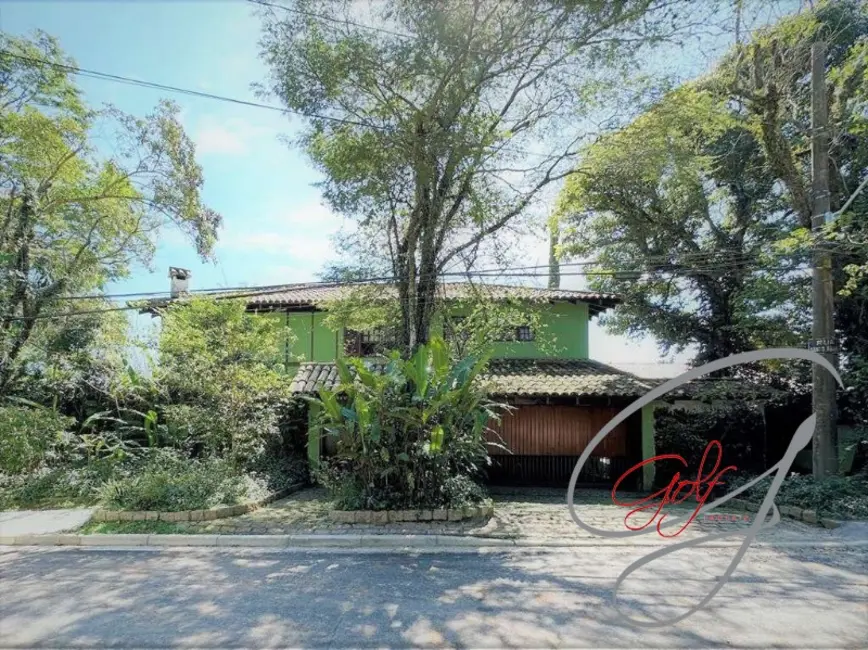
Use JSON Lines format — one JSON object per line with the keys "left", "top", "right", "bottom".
{"left": 516, "top": 325, "right": 534, "bottom": 342}
{"left": 495, "top": 325, "right": 535, "bottom": 342}
{"left": 344, "top": 327, "right": 397, "bottom": 356}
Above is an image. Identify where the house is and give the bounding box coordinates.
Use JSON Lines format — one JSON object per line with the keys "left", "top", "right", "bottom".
{"left": 150, "top": 269, "right": 658, "bottom": 489}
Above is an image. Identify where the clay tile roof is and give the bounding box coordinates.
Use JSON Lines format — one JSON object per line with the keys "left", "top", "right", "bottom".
{"left": 141, "top": 281, "right": 621, "bottom": 316}
{"left": 290, "top": 357, "right": 652, "bottom": 398}
{"left": 481, "top": 358, "right": 653, "bottom": 398}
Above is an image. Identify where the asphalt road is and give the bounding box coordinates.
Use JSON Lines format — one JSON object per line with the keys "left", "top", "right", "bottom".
{"left": 1, "top": 544, "right": 866, "bottom": 648}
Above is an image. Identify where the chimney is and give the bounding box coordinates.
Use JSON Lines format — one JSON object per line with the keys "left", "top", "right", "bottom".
{"left": 169, "top": 267, "right": 191, "bottom": 297}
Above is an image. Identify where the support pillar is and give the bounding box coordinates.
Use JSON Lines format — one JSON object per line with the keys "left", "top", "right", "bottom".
{"left": 640, "top": 403, "right": 656, "bottom": 491}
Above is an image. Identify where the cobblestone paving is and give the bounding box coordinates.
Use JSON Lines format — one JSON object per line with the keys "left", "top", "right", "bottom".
{"left": 179, "top": 487, "right": 843, "bottom": 544}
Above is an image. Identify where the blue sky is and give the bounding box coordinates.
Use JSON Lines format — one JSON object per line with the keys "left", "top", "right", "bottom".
{"left": 4, "top": 0, "right": 796, "bottom": 373}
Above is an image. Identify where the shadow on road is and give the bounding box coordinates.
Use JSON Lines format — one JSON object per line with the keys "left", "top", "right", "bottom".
{"left": 1, "top": 542, "right": 865, "bottom": 648}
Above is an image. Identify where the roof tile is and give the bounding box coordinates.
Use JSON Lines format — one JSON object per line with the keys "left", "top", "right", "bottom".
{"left": 143, "top": 282, "right": 621, "bottom": 315}
{"left": 290, "top": 357, "right": 652, "bottom": 398}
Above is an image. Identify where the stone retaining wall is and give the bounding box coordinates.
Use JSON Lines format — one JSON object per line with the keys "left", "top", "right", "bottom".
{"left": 728, "top": 497, "right": 841, "bottom": 529}
{"left": 90, "top": 483, "right": 306, "bottom": 523}
{"left": 329, "top": 501, "right": 494, "bottom": 524}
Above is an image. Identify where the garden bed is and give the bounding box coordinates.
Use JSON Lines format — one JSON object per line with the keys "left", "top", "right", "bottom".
{"left": 90, "top": 482, "right": 306, "bottom": 523}
{"left": 329, "top": 500, "right": 494, "bottom": 524}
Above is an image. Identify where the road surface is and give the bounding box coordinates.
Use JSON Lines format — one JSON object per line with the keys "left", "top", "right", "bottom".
{"left": 1, "top": 544, "right": 866, "bottom": 647}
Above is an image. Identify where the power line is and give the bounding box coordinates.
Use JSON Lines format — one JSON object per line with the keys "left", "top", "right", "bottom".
{"left": 43, "top": 239, "right": 840, "bottom": 305}
{"left": 46, "top": 249, "right": 800, "bottom": 304}
{"left": 0, "top": 47, "right": 569, "bottom": 159}
{"left": 0, "top": 51, "right": 380, "bottom": 130}
{"left": 1, "top": 258, "right": 813, "bottom": 323}
{"left": 247, "top": 0, "right": 412, "bottom": 40}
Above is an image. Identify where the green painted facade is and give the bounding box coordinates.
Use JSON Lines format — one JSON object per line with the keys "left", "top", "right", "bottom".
{"left": 279, "top": 300, "right": 659, "bottom": 484}
{"left": 284, "top": 311, "right": 344, "bottom": 377}
{"left": 288, "top": 301, "right": 592, "bottom": 473}
{"left": 283, "top": 300, "right": 590, "bottom": 371}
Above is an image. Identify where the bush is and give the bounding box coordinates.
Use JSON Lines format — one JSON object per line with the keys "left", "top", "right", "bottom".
{"left": 157, "top": 298, "right": 295, "bottom": 466}
{"left": 0, "top": 456, "right": 129, "bottom": 509}
{"left": 0, "top": 405, "right": 75, "bottom": 474}
{"left": 726, "top": 471, "right": 868, "bottom": 520}
{"left": 99, "top": 451, "right": 249, "bottom": 511}
{"left": 311, "top": 338, "right": 500, "bottom": 510}
{"left": 653, "top": 404, "right": 766, "bottom": 489}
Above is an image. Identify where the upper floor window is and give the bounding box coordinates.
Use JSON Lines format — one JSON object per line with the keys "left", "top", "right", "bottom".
{"left": 494, "top": 324, "right": 535, "bottom": 342}
{"left": 515, "top": 325, "right": 534, "bottom": 342}
{"left": 444, "top": 318, "right": 534, "bottom": 343}
{"left": 344, "top": 327, "right": 397, "bottom": 357}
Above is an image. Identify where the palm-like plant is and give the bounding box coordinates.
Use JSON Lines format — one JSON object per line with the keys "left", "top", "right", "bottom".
{"left": 309, "top": 337, "right": 505, "bottom": 510}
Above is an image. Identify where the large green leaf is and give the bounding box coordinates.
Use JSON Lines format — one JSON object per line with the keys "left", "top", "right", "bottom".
{"left": 429, "top": 336, "right": 449, "bottom": 379}
{"left": 430, "top": 425, "right": 444, "bottom": 452}
{"left": 317, "top": 388, "right": 343, "bottom": 421}
{"left": 336, "top": 358, "right": 354, "bottom": 386}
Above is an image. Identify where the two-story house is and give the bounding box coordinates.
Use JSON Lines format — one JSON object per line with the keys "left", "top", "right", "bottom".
{"left": 153, "top": 269, "right": 657, "bottom": 490}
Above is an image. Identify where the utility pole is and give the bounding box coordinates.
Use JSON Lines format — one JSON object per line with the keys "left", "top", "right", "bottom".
{"left": 810, "top": 41, "right": 838, "bottom": 478}
{"left": 548, "top": 219, "right": 561, "bottom": 290}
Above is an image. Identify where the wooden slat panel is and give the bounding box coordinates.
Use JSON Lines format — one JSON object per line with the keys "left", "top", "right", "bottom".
{"left": 487, "top": 406, "right": 626, "bottom": 457}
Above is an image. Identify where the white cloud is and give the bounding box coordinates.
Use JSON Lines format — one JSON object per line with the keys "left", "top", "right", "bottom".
{"left": 218, "top": 201, "right": 345, "bottom": 269}
{"left": 193, "top": 116, "right": 273, "bottom": 156}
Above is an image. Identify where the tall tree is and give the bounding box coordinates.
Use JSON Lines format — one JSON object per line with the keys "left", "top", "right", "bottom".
{"left": 556, "top": 86, "right": 803, "bottom": 364}
{"left": 256, "top": 0, "right": 708, "bottom": 355}
{"left": 557, "top": 0, "right": 867, "bottom": 371}
{"left": 0, "top": 32, "right": 222, "bottom": 393}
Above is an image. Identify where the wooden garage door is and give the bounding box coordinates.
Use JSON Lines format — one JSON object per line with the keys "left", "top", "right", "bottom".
{"left": 486, "top": 405, "right": 627, "bottom": 457}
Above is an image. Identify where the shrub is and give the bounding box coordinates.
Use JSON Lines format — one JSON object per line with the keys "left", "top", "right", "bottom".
{"left": 726, "top": 471, "right": 868, "bottom": 520}
{"left": 310, "top": 338, "right": 502, "bottom": 510}
{"left": 653, "top": 404, "right": 766, "bottom": 489}
{"left": 156, "top": 298, "right": 294, "bottom": 466}
{"left": 0, "top": 456, "right": 131, "bottom": 509}
{"left": 0, "top": 405, "right": 75, "bottom": 474}
{"left": 99, "top": 452, "right": 249, "bottom": 511}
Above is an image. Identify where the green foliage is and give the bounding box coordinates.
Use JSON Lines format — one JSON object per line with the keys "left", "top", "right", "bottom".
{"left": 557, "top": 83, "right": 803, "bottom": 364}
{"left": 320, "top": 285, "right": 552, "bottom": 362}
{"left": 157, "top": 297, "right": 295, "bottom": 465}
{"left": 318, "top": 284, "right": 400, "bottom": 341}
{"left": 653, "top": 405, "right": 767, "bottom": 490}
{"left": 257, "top": 0, "right": 702, "bottom": 351}
{"left": 310, "top": 337, "right": 501, "bottom": 510}
{"left": 96, "top": 448, "right": 307, "bottom": 512}
{"left": 726, "top": 471, "right": 868, "bottom": 520}
{"left": 0, "top": 31, "right": 221, "bottom": 393}
{"left": 557, "top": 0, "right": 867, "bottom": 371}
{"left": 441, "top": 296, "right": 552, "bottom": 361}
{"left": 98, "top": 452, "right": 249, "bottom": 512}
{"left": 0, "top": 403, "right": 74, "bottom": 474}
{"left": 0, "top": 455, "right": 130, "bottom": 509}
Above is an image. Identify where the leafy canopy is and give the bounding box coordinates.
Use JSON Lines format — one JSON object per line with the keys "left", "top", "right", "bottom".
{"left": 257, "top": 0, "right": 708, "bottom": 353}
{"left": 0, "top": 31, "right": 221, "bottom": 393}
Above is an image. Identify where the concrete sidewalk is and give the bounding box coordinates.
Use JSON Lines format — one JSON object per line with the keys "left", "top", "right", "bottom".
{"left": 0, "top": 508, "right": 94, "bottom": 537}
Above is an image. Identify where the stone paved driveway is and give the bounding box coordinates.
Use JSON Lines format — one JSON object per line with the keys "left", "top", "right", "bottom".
{"left": 178, "top": 487, "right": 845, "bottom": 544}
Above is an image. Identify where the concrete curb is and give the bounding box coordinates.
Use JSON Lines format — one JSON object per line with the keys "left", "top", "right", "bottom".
{"left": 3, "top": 533, "right": 867, "bottom": 551}
{"left": 729, "top": 498, "right": 843, "bottom": 529}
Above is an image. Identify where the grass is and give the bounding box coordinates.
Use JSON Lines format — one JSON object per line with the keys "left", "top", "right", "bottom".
{"left": 77, "top": 520, "right": 190, "bottom": 535}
